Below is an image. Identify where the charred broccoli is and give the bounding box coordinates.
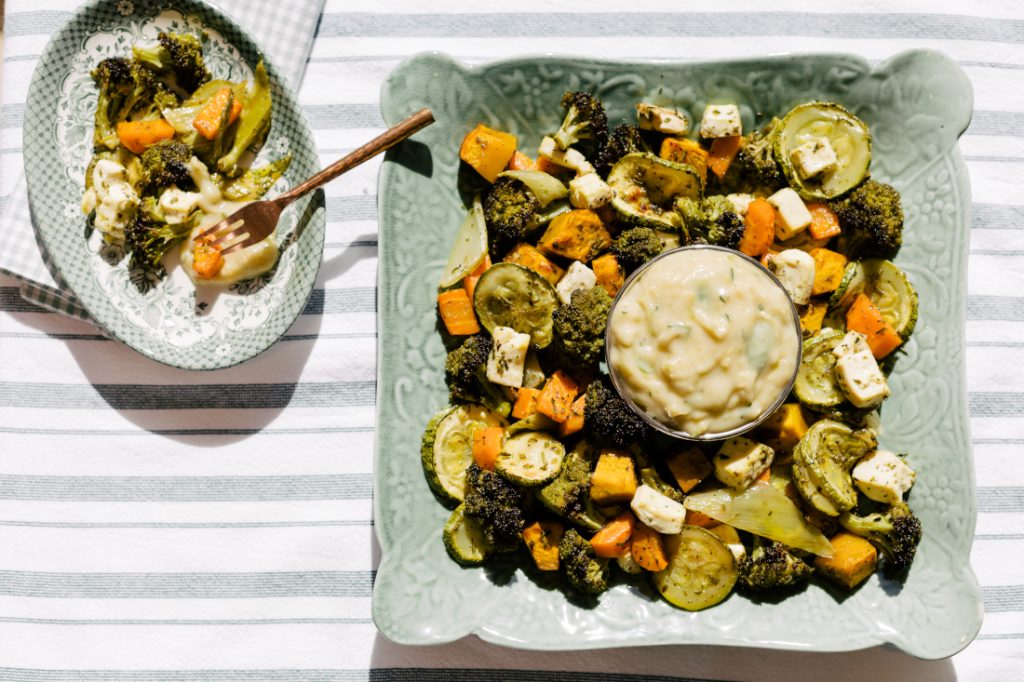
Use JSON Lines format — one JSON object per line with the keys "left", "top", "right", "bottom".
{"left": 552, "top": 91, "right": 608, "bottom": 158}
{"left": 536, "top": 442, "right": 604, "bottom": 531}
{"left": 551, "top": 286, "right": 612, "bottom": 372}
{"left": 132, "top": 31, "right": 211, "bottom": 93}
{"left": 124, "top": 202, "right": 195, "bottom": 277}
{"left": 584, "top": 377, "right": 651, "bottom": 449}
{"left": 596, "top": 124, "right": 647, "bottom": 176}
{"left": 734, "top": 117, "right": 786, "bottom": 192}
{"left": 483, "top": 177, "right": 541, "bottom": 254}
{"left": 464, "top": 463, "right": 527, "bottom": 553}
{"left": 559, "top": 528, "right": 610, "bottom": 595}
{"left": 830, "top": 180, "right": 904, "bottom": 259}
{"left": 674, "top": 196, "right": 745, "bottom": 249}
{"left": 139, "top": 140, "right": 193, "bottom": 193}
{"left": 838, "top": 500, "right": 922, "bottom": 577}
{"left": 612, "top": 226, "right": 662, "bottom": 273}
{"left": 443, "top": 335, "right": 512, "bottom": 417}
{"left": 90, "top": 57, "right": 159, "bottom": 149}
{"left": 737, "top": 538, "right": 814, "bottom": 591}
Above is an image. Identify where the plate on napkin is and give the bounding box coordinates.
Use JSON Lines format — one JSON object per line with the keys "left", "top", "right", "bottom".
{"left": 373, "top": 49, "right": 983, "bottom": 659}
{"left": 22, "top": 0, "right": 325, "bottom": 369}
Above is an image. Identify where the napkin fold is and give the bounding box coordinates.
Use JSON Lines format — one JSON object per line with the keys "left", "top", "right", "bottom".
{"left": 0, "top": 0, "right": 325, "bottom": 321}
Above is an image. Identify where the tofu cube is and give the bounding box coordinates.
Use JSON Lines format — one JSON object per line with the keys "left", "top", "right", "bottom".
{"left": 485, "top": 326, "right": 531, "bottom": 388}
{"left": 555, "top": 260, "right": 597, "bottom": 305}
{"left": 767, "top": 248, "right": 816, "bottom": 305}
{"left": 768, "top": 188, "right": 813, "bottom": 240}
{"left": 569, "top": 173, "right": 614, "bottom": 209}
{"left": 636, "top": 103, "right": 689, "bottom": 135}
{"left": 833, "top": 347, "right": 890, "bottom": 409}
{"left": 714, "top": 437, "right": 775, "bottom": 490}
{"left": 725, "top": 193, "right": 754, "bottom": 216}
{"left": 699, "top": 103, "right": 742, "bottom": 138}
{"left": 815, "top": 531, "right": 877, "bottom": 590}
{"left": 538, "top": 136, "right": 594, "bottom": 175}
{"left": 790, "top": 136, "right": 839, "bottom": 179}
{"left": 590, "top": 450, "right": 637, "bottom": 505}
{"left": 629, "top": 484, "right": 687, "bottom": 535}
{"left": 834, "top": 330, "right": 872, "bottom": 357}
{"left": 852, "top": 449, "right": 916, "bottom": 504}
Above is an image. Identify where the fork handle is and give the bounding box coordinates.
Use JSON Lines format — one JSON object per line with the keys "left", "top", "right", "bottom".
{"left": 275, "top": 107, "right": 435, "bottom": 207}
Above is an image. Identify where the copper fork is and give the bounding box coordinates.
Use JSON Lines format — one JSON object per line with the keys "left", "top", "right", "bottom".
{"left": 194, "top": 108, "right": 434, "bottom": 255}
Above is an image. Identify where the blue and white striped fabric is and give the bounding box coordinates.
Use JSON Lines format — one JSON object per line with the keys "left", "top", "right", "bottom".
{"left": 0, "top": 0, "right": 1022, "bottom": 679}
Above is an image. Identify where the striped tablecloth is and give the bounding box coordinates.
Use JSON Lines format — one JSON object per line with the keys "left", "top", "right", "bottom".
{"left": 1, "top": 0, "right": 1022, "bottom": 679}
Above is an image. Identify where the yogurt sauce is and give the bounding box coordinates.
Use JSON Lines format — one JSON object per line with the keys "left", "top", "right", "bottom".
{"left": 607, "top": 247, "right": 800, "bottom": 437}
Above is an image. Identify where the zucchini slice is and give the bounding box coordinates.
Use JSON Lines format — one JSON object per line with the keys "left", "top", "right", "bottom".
{"left": 443, "top": 504, "right": 492, "bottom": 566}
{"left": 496, "top": 431, "right": 566, "bottom": 487}
{"left": 794, "top": 329, "right": 847, "bottom": 410}
{"left": 473, "top": 262, "right": 559, "bottom": 349}
{"left": 774, "top": 101, "right": 871, "bottom": 201}
{"left": 829, "top": 259, "right": 918, "bottom": 341}
{"left": 608, "top": 152, "right": 703, "bottom": 230}
{"left": 791, "top": 419, "right": 876, "bottom": 516}
{"left": 652, "top": 526, "right": 737, "bottom": 611}
{"left": 421, "top": 405, "right": 506, "bottom": 505}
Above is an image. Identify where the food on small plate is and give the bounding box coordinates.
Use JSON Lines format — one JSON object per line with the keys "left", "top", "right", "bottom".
{"left": 422, "top": 87, "right": 922, "bottom": 611}
{"left": 80, "top": 31, "right": 289, "bottom": 288}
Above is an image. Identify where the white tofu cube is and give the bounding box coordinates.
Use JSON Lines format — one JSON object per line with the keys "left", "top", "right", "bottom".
{"left": 726, "top": 193, "right": 754, "bottom": 216}
{"left": 834, "top": 349, "right": 890, "bottom": 408}
{"left": 714, "top": 437, "right": 774, "bottom": 490}
{"left": 485, "top": 326, "right": 531, "bottom": 388}
{"left": 538, "top": 136, "right": 594, "bottom": 175}
{"left": 636, "top": 103, "right": 689, "bottom": 135}
{"left": 834, "top": 330, "right": 872, "bottom": 358}
{"left": 699, "top": 103, "right": 742, "bottom": 138}
{"left": 852, "top": 449, "right": 916, "bottom": 504}
{"left": 629, "top": 484, "right": 687, "bottom": 535}
{"left": 569, "top": 173, "right": 614, "bottom": 209}
{"left": 555, "top": 260, "right": 597, "bottom": 305}
{"left": 768, "top": 187, "right": 813, "bottom": 240}
{"left": 767, "top": 249, "right": 816, "bottom": 305}
{"left": 790, "top": 136, "right": 839, "bottom": 179}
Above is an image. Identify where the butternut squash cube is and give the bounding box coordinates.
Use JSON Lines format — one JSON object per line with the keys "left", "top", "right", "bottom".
{"left": 537, "top": 209, "right": 612, "bottom": 263}
{"left": 815, "top": 531, "right": 877, "bottom": 590}
{"left": 590, "top": 450, "right": 637, "bottom": 505}
{"left": 665, "top": 447, "right": 713, "bottom": 493}
{"left": 522, "top": 520, "right": 563, "bottom": 571}
{"left": 684, "top": 509, "right": 719, "bottom": 528}
{"left": 799, "top": 300, "right": 829, "bottom": 338}
{"left": 459, "top": 123, "right": 517, "bottom": 183}
{"left": 591, "top": 253, "right": 625, "bottom": 296}
{"left": 659, "top": 137, "right": 709, "bottom": 185}
{"left": 809, "top": 247, "right": 848, "bottom": 296}
{"left": 503, "top": 242, "right": 565, "bottom": 285}
{"left": 758, "top": 403, "right": 809, "bottom": 453}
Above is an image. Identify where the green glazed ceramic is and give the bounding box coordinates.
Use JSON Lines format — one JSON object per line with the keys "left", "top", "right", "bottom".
{"left": 375, "top": 50, "right": 981, "bottom": 659}
{"left": 23, "top": 0, "right": 325, "bottom": 369}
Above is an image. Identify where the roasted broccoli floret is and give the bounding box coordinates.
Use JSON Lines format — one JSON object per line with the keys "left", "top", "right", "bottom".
{"left": 132, "top": 31, "right": 211, "bottom": 94}
{"left": 584, "top": 377, "right": 651, "bottom": 449}
{"left": 734, "top": 117, "right": 786, "bottom": 191}
{"left": 463, "top": 463, "right": 527, "bottom": 553}
{"left": 737, "top": 538, "right": 814, "bottom": 591}
{"left": 124, "top": 203, "right": 195, "bottom": 277}
{"left": 830, "top": 180, "right": 904, "bottom": 259}
{"left": 90, "top": 57, "right": 149, "bottom": 149}
{"left": 838, "top": 500, "right": 922, "bottom": 577}
{"left": 483, "top": 177, "right": 541, "bottom": 254}
{"left": 552, "top": 91, "right": 608, "bottom": 158}
{"left": 674, "top": 196, "right": 745, "bottom": 249}
{"left": 596, "top": 124, "right": 647, "bottom": 176}
{"left": 612, "top": 226, "right": 662, "bottom": 273}
{"left": 551, "top": 286, "right": 612, "bottom": 372}
{"left": 536, "top": 443, "right": 603, "bottom": 530}
{"left": 559, "top": 528, "right": 610, "bottom": 595}
{"left": 139, "top": 140, "right": 193, "bottom": 193}
{"left": 443, "top": 334, "right": 512, "bottom": 417}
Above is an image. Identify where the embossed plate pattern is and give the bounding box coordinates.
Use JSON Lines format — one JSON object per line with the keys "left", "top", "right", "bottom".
{"left": 23, "top": 0, "right": 325, "bottom": 369}
{"left": 374, "top": 50, "right": 982, "bottom": 659}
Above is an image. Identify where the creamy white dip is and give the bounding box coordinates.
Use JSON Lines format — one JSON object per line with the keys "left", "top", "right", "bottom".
{"left": 607, "top": 248, "right": 800, "bottom": 437}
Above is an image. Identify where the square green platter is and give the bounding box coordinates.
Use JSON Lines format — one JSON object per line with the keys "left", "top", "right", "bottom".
{"left": 373, "top": 50, "right": 982, "bottom": 659}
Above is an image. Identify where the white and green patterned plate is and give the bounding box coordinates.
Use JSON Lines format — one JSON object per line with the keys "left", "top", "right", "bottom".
{"left": 23, "top": 0, "right": 325, "bottom": 370}
{"left": 374, "top": 50, "right": 983, "bottom": 659}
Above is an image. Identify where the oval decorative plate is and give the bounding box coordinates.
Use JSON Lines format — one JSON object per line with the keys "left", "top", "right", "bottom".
{"left": 23, "top": 0, "right": 325, "bottom": 370}
{"left": 374, "top": 50, "right": 983, "bottom": 659}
